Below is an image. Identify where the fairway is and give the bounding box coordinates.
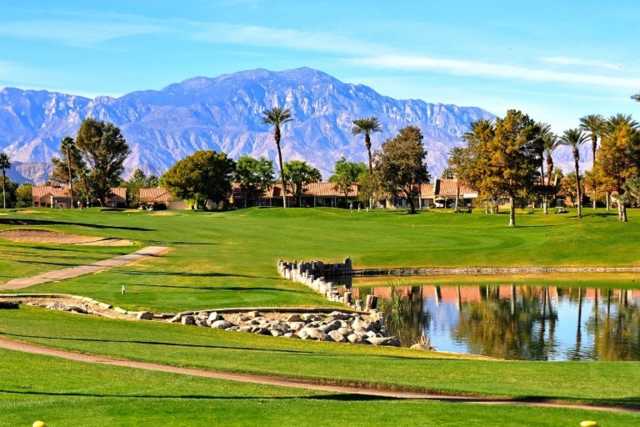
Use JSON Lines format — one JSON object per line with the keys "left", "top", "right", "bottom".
{"left": 2, "top": 207, "right": 640, "bottom": 426}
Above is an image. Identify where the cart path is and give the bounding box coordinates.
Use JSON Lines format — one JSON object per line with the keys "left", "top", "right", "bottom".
{"left": 2, "top": 246, "right": 170, "bottom": 290}
{"left": 0, "top": 336, "right": 637, "bottom": 415}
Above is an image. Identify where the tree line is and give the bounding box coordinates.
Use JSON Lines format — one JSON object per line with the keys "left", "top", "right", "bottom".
{"left": 0, "top": 95, "right": 638, "bottom": 222}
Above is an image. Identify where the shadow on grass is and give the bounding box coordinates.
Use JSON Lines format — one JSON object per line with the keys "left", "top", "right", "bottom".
{"left": 0, "top": 389, "right": 391, "bottom": 401}
{"left": 0, "top": 218, "right": 153, "bottom": 232}
{"left": 119, "top": 270, "right": 277, "bottom": 280}
{"left": 124, "top": 283, "right": 308, "bottom": 294}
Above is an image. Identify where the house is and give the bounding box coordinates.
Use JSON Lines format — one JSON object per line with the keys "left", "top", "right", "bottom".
{"left": 105, "top": 187, "right": 127, "bottom": 208}
{"left": 32, "top": 185, "right": 72, "bottom": 208}
{"left": 431, "top": 179, "right": 478, "bottom": 209}
{"left": 138, "top": 187, "right": 187, "bottom": 210}
{"left": 248, "top": 182, "right": 359, "bottom": 208}
{"left": 31, "top": 185, "right": 129, "bottom": 208}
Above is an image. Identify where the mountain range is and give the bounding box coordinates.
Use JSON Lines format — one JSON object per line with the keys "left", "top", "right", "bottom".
{"left": 0, "top": 67, "right": 495, "bottom": 183}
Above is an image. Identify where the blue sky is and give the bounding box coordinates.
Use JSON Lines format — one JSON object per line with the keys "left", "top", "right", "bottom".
{"left": 0, "top": 0, "right": 638, "bottom": 131}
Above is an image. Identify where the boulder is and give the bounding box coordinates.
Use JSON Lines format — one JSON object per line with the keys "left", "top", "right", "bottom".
{"left": 211, "top": 320, "right": 233, "bottom": 329}
{"left": 347, "top": 333, "right": 362, "bottom": 343}
{"left": 367, "top": 336, "right": 400, "bottom": 346}
{"left": 207, "top": 312, "right": 222, "bottom": 323}
{"left": 286, "top": 313, "right": 303, "bottom": 322}
{"left": 319, "top": 320, "right": 341, "bottom": 333}
{"left": 288, "top": 322, "right": 305, "bottom": 331}
{"left": 328, "top": 330, "right": 346, "bottom": 343}
{"left": 136, "top": 311, "right": 154, "bottom": 320}
{"left": 328, "top": 311, "right": 351, "bottom": 320}
{"left": 181, "top": 315, "right": 195, "bottom": 325}
{"left": 270, "top": 329, "right": 282, "bottom": 337}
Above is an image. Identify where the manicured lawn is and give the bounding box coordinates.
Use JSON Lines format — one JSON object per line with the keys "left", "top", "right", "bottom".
{"left": 2, "top": 307, "right": 639, "bottom": 406}
{"left": 3, "top": 349, "right": 638, "bottom": 427}
{"left": 2, "top": 207, "right": 640, "bottom": 311}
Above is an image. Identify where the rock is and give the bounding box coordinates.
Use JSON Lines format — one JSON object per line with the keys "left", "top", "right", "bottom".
{"left": 319, "top": 320, "right": 341, "bottom": 333}
{"left": 168, "top": 314, "right": 182, "bottom": 323}
{"left": 207, "top": 312, "right": 222, "bottom": 323}
{"left": 136, "top": 311, "right": 154, "bottom": 320}
{"left": 211, "top": 320, "right": 233, "bottom": 329}
{"left": 347, "top": 333, "right": 362, "bottom": 343}
{"left": 181, "top": 315, "right": 195, "bottom": 325}
{"left": 247, "top": 310, "right": 260, "bottom": 318}
{"left": 329, "top": 311, "right": 351, "bottom": 320}
{"left": 270, "top": 329, "right": 282, "bottom": 337}
{"left": 296, "top": 329, "right": 310, "bottom": 340}
{"left": 301, "top": 313, "right": 317, "bottom": 322}
{"left": 288, "top": 322, "right": 305, "bottom": 331}
{"left": 367, "top": 336, "right": 400, "bottom": 346}
{"left": 305, "top": 328, "right": 327, "bottom": 341}
{"left": 238, "top": 325, "right": 253, "bottom": 332}
{"left": 286, "top": 313, "right": 303, "bottom": 322}
{"left": 328, "top": 330, "right": 346, "bottom": 342}
{"left": 336, "top": 327, "right": 351, "bottom": 336}
{"left": 225, "top": 326, "right": 240, "bottom": 332}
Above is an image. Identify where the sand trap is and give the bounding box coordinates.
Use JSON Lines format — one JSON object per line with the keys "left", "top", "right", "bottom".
{"left": 149, "top": 211, "right": 177, "bottom": 216}
{"left": 0, "top": 229, "right": 134, "bottom": 246}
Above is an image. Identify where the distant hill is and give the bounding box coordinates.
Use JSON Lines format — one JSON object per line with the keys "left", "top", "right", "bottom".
{"left": 0, "top": 67, "right": 494, "bottom": 183}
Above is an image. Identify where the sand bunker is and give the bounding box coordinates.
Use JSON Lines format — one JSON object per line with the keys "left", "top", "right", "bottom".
{"left": 0, "top": 229, "right": 134, "bottom": 246}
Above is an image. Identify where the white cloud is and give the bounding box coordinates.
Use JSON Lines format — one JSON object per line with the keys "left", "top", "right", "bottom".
{"left": 192, "top": 23, "right": 384, "bottom": 55}
{"left": 0, "top": 19, "right": 164, "bottom": 47}
{"left": 540, "top": 56, "right": 623, "bottom": 71}
{"left": 352, "top": 54, "right": 640, "bottom": 90}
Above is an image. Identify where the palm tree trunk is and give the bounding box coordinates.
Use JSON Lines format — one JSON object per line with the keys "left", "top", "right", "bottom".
{"left": 365, "top": 134, "right": 373, "bottom": 210}
{"left": 574, "top": 155, "right": 582, "bottom": 218}
{"left": 592, "top": 140, "right": 597, "bottom": 209}
{"left": 509, "top": 196, "right": 516, "bottom": 227}
{"left": 1, "top": 169, "right": 5, "bottom": 209}
{"left": 275, "top": 132, "right": 287, "bottom": 209}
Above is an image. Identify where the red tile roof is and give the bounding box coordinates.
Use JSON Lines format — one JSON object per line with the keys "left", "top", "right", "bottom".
{"left": 32, "top": 185, "right": 70, "bottom": 199}
{"left": 139, "top": 187, "right": 173, "bottom": 204}
{"left": 109, "top": 187, "right": 127, "bottom": 200}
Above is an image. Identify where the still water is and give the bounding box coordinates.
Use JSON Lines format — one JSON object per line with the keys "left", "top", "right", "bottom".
{"left": 354, "top": 285, "right": 640, "bottom": 360}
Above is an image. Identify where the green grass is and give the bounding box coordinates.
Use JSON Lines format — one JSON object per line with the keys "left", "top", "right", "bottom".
{"left": 4, "top": 349, "right": 638, "bottom": 427}
{"left": 2, "top": 207, "right": 640, "bottom": 311}
{"left": 3, "top": 307, "right": 639, "bottom": 406}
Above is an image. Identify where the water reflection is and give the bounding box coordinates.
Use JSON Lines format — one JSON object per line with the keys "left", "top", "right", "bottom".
{"left": 353, "top": 285, "right": 640, "bottom": 361}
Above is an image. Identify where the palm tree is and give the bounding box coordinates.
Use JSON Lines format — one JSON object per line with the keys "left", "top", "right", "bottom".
{"left": 560, "top": 129, "right": 589, "bottom": 218}
{"left": 262, "top": 107, "right": 293, "bottom": 208}
{"left": 352, "top": 117, "right": 382, "bottom": 174}
{"left": 580, "top": 115, "right": 605, "bottom": 209}
{"left": 538, "top": 123, "right": 556, "bottom": 214}
{"left": 0, "top": 152, "right": 10, "bottom": 209}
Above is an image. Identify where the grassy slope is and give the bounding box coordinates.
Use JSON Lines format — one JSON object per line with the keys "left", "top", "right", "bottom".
{"left": 2, "top": 207, "right": 640, "bottom": 311}
{"left": 3, "top": 349, "right": 637, "bottom": 427}
{"left": 2, "top": 307, "right": 639, "bottom": 405}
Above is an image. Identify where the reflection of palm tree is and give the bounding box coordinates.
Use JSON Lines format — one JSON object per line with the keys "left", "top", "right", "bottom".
{"left": 381, "top": 287, "right": 429, "bottom": 346}
{"left": 587, "top": 298, "right": 640, "bottom": 361}
{"left": 453, "top": 286, "right": 555, "bottom": 359}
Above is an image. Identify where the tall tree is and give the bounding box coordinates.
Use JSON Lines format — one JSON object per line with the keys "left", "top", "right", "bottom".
{"left": 161, "top": 150, "right": 236, "bottom": 209}
{"left": 262, "top": 107, "right": 293, "bottom": 208}
{"left": 51, "top": 137, "right": 88, "bottom": 207}
{"left": 16, "top": 184, "right": 33, "bottom": 208}
{"left": 594, "top": 116, "right": 640, "bottom": 222}
{"left": 451, "top": 111, "right": 540, "bottom": 226}
{"left": 283, "top": 160, "right": 321, "bottom": 207}
{"left": 536, "top": 123, "right": 557, "bottom": 214}
{"left": 375, "top": 126, "right": 430, "bottom": 214}
{"left": 234, "top": 156, "right": 275, "bottom": 206}
{"left": 329, "top": 157, "right": 367, "bottom": 200}
{"left": 75, "top": 119, "right": 130, "bottom": 206}
{"left": 580, "top": 114, "right": 606, "bottom": 208}
{"left": 559, "top": 129, "right": 589, "bottom": 218}
{"left": 0, "top": 152, "right": 10, "bottom": 209}
{"left": 352, "top": 117, "right": 382, "bottom": 174}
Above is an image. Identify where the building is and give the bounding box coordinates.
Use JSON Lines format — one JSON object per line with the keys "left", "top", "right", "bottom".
{"left": 32, "top": 185, "right": 72, "bottom": 208}
{"left": 138, "top": 187, "right": 187, "bottom": 210}
{"left": 241, "top": 182, "right": 359, "bottom": 208}
{"left": 31, "top": 185, "right": 127, "bottom": 208}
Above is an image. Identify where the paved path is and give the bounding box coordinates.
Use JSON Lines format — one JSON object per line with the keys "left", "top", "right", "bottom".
{"left": 0, "top": 336, "right": 636, "bottom": 414}
{"left": 2, "top": 246, "right": 170, "bottom": 290}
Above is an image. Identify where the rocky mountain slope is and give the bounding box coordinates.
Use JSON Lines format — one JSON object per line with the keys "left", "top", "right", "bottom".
{"left": 0, "top": 67, "right": 494, "bottom": 183}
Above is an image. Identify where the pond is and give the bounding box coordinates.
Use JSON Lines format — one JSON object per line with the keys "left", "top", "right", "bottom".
{"left": 352, "top": 284, "right": 640, "bottom": 361}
